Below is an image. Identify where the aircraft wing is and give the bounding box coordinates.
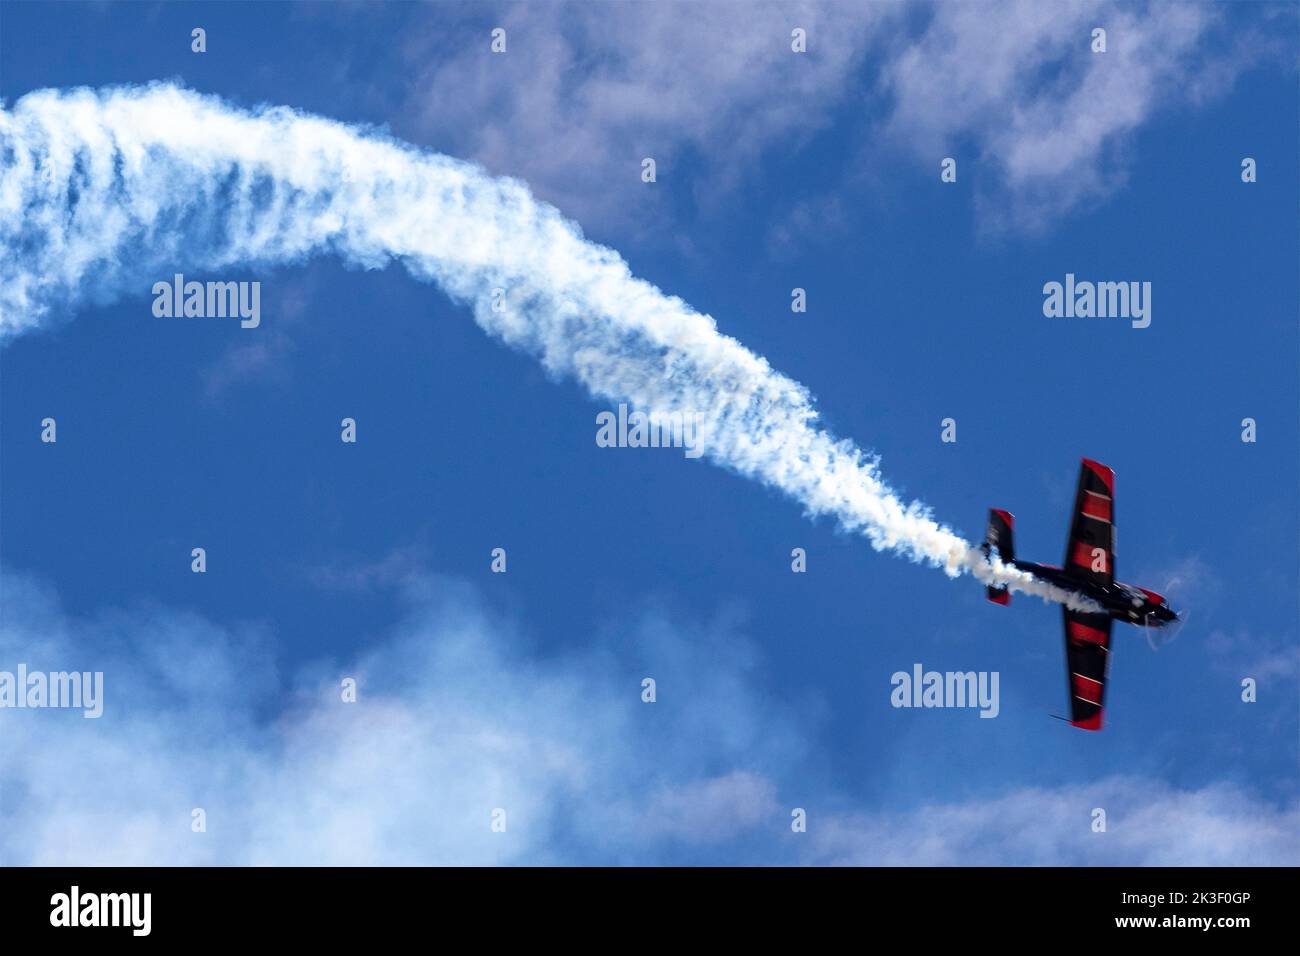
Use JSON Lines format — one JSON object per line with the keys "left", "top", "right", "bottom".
{"left": 1064, "top": 458, "right": 1115, "bottom": 587}
{"left": 1063, "top": 607, "right": 1112, "bottom": 730}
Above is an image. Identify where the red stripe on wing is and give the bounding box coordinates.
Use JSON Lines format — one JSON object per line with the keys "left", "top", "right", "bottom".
{"left": 1070, "top": 541, "right": 1108, "bottom": 572}
{"left": 1081, "top": 494, "right": 1111, "bottom": 521}
{"left": 1072, "top": 674, "right": 1103, "bottom": 704}
{"left": 1071, "top": 712, "right": 1104, "bottom": 731}
{"left": 1082, "top": 458, "right": 1114, "bottom": 494}
{"left": 1068, "top": 619, "right": 1109, "bottom": 645}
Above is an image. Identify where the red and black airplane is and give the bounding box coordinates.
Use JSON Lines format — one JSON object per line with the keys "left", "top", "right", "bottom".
{"left": 981, "top": 458, "right": 1181, "bottom": 731}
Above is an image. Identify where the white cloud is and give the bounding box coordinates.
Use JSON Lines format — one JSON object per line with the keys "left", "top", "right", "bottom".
{"left": 393, "top": 1, "right": 888, "bottom": 232}
{"left": 881, "top": 0, "right": 1254, "bottom": 232}
{"left": 2, "top": 566, "right": 1294, "bottom": 865}
{"left": 391, "top": 1, "right": 1270, "bottom": 237}
{"left": 641, "top": 771, "right": 780, "bottom": 844}
{"left": 808, "top": 777, "right": 1300, "bottom": 865}
{"left": 0, "top": 567, "right": 801, "bottom": 865}
{"left": 198, "top": 270, "right": 320, "bottom": 400}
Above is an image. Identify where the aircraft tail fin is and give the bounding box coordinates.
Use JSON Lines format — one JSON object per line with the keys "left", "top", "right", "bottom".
{"left": 983, "top": 509, "right": 1015, "bottom": 605}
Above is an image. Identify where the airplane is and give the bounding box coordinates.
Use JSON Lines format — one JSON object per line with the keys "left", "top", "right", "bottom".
{"left": 981, "top": 458, "right": 1182, "bottom": 731}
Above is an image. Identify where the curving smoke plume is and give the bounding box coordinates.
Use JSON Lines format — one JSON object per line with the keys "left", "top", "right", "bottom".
{"left": 0, "top": 82, "right": 1093, "bottom": 609}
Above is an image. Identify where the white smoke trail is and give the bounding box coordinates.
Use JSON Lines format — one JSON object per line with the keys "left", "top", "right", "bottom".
{"left": 0, "top": 83, "right": 1095, "bottom": 609}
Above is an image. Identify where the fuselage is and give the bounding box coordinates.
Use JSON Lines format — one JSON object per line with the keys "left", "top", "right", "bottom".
{"left": 1013, "top": 560, "right": 1179, "bottom": 626}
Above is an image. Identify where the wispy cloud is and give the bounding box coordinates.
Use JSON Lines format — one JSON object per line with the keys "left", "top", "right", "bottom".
{"left": 388, "top": 1, "right": 1276, "bottom": 239}
{"left": 392, "top": 1, "right": 889, "bottom": 233}
{"left": 881, "top": 0, "right": 1269, "bottom": 233}
{"left": 807, "top": 777, "right": 1300, "bottom": 865}
{"left": 3, "top": 566, "right": 1294, "bottom": 865}
{"left": 303, "top": 545, "right": 431, "bottom": 594}
{"left": 0, "top": 567, "right": 805, "bottom": 865}
{"left": 199, "top": 276, "right": 316, "bottom": 400}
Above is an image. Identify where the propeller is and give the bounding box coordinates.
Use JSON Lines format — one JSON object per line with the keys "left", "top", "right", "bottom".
{"left": 1145, "top": 573, "right": 1189, "bottom": 651}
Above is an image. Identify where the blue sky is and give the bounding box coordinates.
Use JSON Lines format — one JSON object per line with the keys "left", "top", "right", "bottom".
{"left": 0, "top": 1, "right": 1297, "bottom": 864}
